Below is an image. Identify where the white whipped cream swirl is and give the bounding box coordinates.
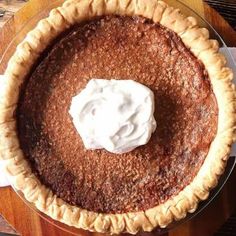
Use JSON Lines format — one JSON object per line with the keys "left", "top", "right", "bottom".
{"left": 69, "top": 79, "right": 156, "bottom": 154}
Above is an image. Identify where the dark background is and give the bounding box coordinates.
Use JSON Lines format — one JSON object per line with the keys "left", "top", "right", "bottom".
{"left": 205, "top": 0, "right": 236, "bottom": 30}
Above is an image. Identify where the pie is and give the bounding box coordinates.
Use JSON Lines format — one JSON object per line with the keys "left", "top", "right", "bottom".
{"left": 0, "top": 0, "right": 235, "bottom": 234}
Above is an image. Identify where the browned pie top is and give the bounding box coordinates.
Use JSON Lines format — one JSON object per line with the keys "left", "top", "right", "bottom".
{"left": 17, "top": 15, "right": 218, "bottom": 214}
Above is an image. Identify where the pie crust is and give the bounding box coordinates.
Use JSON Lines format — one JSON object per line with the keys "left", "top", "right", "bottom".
{"left": 0, "top": 0, "right": 235, "bottom": 234}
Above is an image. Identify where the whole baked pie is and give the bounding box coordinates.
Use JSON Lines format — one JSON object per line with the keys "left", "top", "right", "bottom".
{"left": 0, "top": 0, "right": 235, "bottom": 234}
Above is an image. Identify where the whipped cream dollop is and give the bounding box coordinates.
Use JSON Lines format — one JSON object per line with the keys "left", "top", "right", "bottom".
{"left": 69, "top": 79, "right": 156, "bottom": 154}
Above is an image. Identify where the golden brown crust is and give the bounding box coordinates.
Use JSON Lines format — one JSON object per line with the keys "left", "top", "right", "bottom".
{"left": 0, "top": 0, "right": 235, "bottom": 234}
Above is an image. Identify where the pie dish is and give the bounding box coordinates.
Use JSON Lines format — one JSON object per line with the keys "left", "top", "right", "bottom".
{"left": 0, "top": 0, "right": 236, "bottom": 234}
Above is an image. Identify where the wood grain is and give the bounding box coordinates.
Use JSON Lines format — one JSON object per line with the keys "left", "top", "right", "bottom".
{"left": 215, "top": 213, "right": 236, "bottom": 236}
{"left": 0, "top": 215, "right": 19, "bottom": 235}
{"left": 0, "top": 0, "right": 26, "bottom": 28}
{"left": 203, "top": 2, "right": 236, "bottom": 46}
{"left": 0, "top": 0, "right": 51, "bottom": 64}
{"left": 0, "top": 0, "right": 236, "bottom": 236}
{"left": 205, "top": 0, "right": 236, "bottom": 30}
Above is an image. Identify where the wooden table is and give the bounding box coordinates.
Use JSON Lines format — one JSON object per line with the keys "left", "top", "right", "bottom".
{"left": 0, "top": 0, "right": 26, "bottom": 28}
{"left": 205, "top": 0, "right": 236, "bottom": 31}
{"left": 0, "top": 0, "right": 236, "bottom": 235}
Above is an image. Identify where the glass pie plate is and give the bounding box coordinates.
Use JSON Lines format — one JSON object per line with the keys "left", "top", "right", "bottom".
{"left": 0, "top": 0, "right": 236, "bottom": 235}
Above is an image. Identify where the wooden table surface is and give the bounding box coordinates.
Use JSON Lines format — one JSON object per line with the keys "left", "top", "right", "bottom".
{"left": 0, "top": 0, "right": 236, "bottom": 236}
{"left": 205, "top": 0, "right": 236, "bottom": 31}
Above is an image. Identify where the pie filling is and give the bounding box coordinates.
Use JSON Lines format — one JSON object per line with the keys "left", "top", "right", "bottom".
{"left": 17, "top": 15, "right": 218, "bottom": 214}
